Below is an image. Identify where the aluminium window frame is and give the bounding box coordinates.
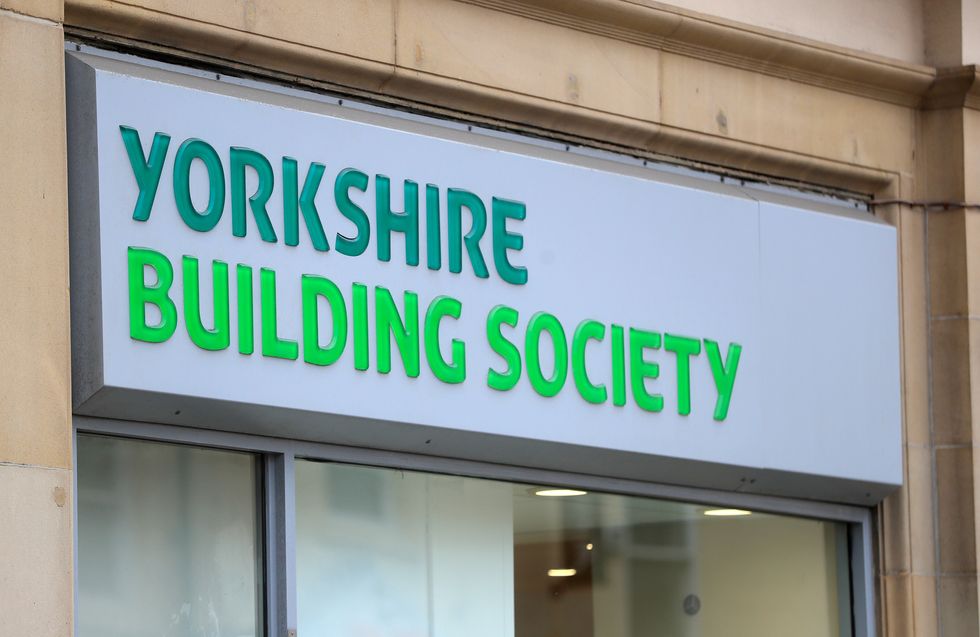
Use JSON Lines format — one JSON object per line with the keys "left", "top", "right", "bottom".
{"left": 73, "top": 415, "right": 876, "bottom": 637}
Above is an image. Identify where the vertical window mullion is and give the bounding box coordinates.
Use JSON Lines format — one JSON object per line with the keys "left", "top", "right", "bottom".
{"left": 284, "top": 453, "right": 298, "bottom": 637}
{"left": 849, "top": 514, "right": 876, "bottom": 637}
{"left": 265, "top": 452, "right": 297, "bottom": 637}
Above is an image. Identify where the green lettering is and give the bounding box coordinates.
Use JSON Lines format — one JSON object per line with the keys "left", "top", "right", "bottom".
{"left": 526, "top": 312, "right": 568, "bottom": 398}
{"left": 376, "top": 175, "right": 419, "bottom": 266}
{"left": 611, "top": 324, "right": 627, "bottom": 407}
{"left": 120, "top": 126, "right": 170, "bottom": 222}
{"left": 486, "top": 305, "right": 521, "bottom": 391}
{"left": 705, "top": 339, "right": 742, "bottom": 421}
{"left": 127, "top": 247, "right": 177, "bottom": 344}
{"left": 375, "top": 287, "right": 420, "bottom": 377}
{"left": 572, "top": 320, "right": 606, "bottom": 404}
{"left": 629, "top": 328, "right": 663, "bottom": 413}
{"left": 352, "top": 283, "right": 369, "bottom": 371}
{"left": 182, "top": 255, "right": 230, "bottom": 351}
{"left": 491, "top": 197, "right": 527, "bottom": 285}
{"left": 237, "top": 264, "right": 254, "bottom": 355}
{"left": 447, "top": 188, "right": 489, "bottom": 278}
{"left": 425, "top": 296, "right": 465, "bottom": 384}
{"left": 335, "top": 168, "right": 370, "bottom": 257}
{"left": 301, "top": 275, "right": 347, "bottom": 367}
{"left": 231, "top": 147, "right": 277, "bottom": 242}
{"left": 260, "top": 268, "right": 298, "bottom": 360}
{"left": 283, "top": 157, "right": 329, "bottom": 251}
{"left": 664, "top": 333, "right": 701, "bottom": 416}
{"left": 426, "top": 184, "right": 442, "bottom": 271}
{"left": 173, "top": 139, "right": 224, "bottom": 232}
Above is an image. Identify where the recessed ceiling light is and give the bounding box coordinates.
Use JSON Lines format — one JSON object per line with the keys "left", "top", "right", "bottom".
{"left": 534, "top": 489, "right": 587, "bottom": 497}
{"left": 703, "top": 508, "right": 752, "bottom": 517}
{"left": 548, "top": 568, "right": 577, "bottom": 577}
{"left": 586, "top": 543, "right": 594, "bottom": 551}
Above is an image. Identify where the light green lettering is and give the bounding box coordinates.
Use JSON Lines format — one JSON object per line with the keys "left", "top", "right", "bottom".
{"left": 375, "top": 287, "right": 420, "bottom": 377}
{"left": 629, "top": 328, "right": 663, "bottom": 413}
{"left": 425, "top": 296, "right": 465, "bottom": 384}
{"left": 127, "top": 247, "right": 177, "bottom": 344}
{"left": 572, "top": 319, "right": 606, "bottom": 404}
{"left": 526, "top": 312, "right": 568, "bottom": 398}
{"left": 260, "top": 268, "right": 298, "bottom": 360}
{"left": 182, "top": 255, "right": 230, "bottom": 351}
{"left": 302, "top": 275, "right": 347, "bottom": 366}
{"left": 705, "top": 339, "right": 742, "bottom": 421}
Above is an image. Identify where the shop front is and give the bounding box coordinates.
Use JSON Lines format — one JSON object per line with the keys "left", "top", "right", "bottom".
{"left": 66, "top": 48, "right": 900, "bottom": 637}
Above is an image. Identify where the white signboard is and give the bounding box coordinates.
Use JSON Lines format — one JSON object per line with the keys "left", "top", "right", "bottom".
{"left": 67, "top": 54, "right": 902, "bottom": 504}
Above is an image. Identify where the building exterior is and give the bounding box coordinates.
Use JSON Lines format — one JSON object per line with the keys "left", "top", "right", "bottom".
{"left": 2, "top": 0, "right": 979, "bottom": 636}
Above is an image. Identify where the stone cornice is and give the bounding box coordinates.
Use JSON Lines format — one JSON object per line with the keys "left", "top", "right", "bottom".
{"left": 65, "top": 0, "right": 927, "bottom": 195}
{"left": 67, "top": 0, "right": 945, "bottom": 108}
{"left": 462, "top": 0, "right": 938, "bottom": 107}
{"left": 922, "top": 65, "right": 980, "bottom": 110}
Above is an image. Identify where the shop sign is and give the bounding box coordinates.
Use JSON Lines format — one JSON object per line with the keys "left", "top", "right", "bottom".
{"left": 67, "top": 54, "right": 902, "bottom": 502}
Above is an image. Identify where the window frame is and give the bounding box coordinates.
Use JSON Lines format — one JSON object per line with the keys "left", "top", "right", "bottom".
{"left": 73, "top": 415, "right": 876, "bottom": 637}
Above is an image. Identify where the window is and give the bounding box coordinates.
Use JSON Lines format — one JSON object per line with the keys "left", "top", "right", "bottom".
{"left": 76, "top": 434, "right": 264, "bottom": 637}
{"left": 76, "top": 431, "right": 856, "bottom": 637}
{"left": 295, "top": 460, "right": 851, "bottom": 637}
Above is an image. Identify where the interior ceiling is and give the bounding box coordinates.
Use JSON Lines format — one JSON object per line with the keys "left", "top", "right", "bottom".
{"left": 511, "top": 485, "right": 771, "bottom": 536}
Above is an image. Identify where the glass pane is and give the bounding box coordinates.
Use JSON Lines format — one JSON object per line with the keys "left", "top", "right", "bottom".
{"left": 77, "top": 434, "right": 264, "bottom": 637}
{"left": 296, "top": 460, "right": 850, "bottom": 637}
{"left": 512, "top": 489, "right": 849, "bottom": 637}
{"left": 296, "top": 461, "right": 514, "bottom": 637}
